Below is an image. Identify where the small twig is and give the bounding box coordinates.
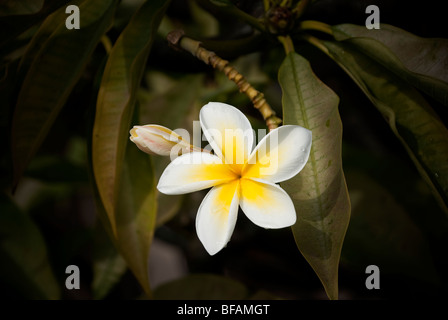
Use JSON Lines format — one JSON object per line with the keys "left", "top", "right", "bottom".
{"left": 167, "top": 30, "right": 282, "bottom": 131}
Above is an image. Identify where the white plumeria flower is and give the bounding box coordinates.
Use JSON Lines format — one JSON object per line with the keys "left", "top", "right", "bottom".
{"left": 157, "top": 102, "right": 312, "bottom": 255}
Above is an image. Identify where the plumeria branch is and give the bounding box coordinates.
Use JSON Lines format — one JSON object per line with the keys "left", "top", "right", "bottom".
{"left": 167, "top": 30, "right": 282, "bottom": 131}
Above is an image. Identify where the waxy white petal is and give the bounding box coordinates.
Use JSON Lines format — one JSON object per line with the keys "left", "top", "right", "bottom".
{"left": 243, "top": 125, "right": 312, "bottom": 183}
{"left": 157, "top": 152, "right": 237, "bottom": 195}
{"left": 239, "top": 178, "right": 296, "bottom": 228}
{"left": 196, "top": 180, "right": 240, "bottom": 255}
{"left": 200, "top": 102, "right": 254, "bottom": 167}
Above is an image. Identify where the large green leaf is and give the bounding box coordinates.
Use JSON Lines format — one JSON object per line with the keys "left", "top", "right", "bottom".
{"left": 278, "top": 52, "right": 351, "bottom": 300}
{"left": 0, "top": 192, "right": 60, "bottom": 299}
{"left": 89, "top": 106, "right": 158, "bottom": 297}
{"left": 321, "top": 40, "right": 448, "bottom": 216}
{"left": 11, "top": 0, "right": 117, "bottom": 187}
{"left": 332, "top": 24, "right": 448, "bottom": 106}
{"left": 92, "top": 0, "right": 171, "bottom": 235}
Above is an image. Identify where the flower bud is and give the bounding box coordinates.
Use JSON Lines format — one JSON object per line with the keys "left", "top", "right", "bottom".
{"left": 130, "top": 125, "right": 198, "bottom": 156}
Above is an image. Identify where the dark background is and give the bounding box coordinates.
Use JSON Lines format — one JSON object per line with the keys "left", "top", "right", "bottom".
{"left": 1, "top": 0, "right": 447, "bottom": 300}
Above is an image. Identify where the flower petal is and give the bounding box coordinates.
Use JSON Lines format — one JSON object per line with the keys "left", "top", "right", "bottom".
{"left": 157, "top": 152, "right": 237, "bottom": 195}
{"left": 196, "top": 180, "right": 240, "bottom": 255}
{"left": 243, "top": 125, "right": 312, "bottom": 183}
{"left": 200, "top": 102, "right": 254, "bottom": 168}
{"left": 239, "top": 178, "right": 296, "bottom": 228}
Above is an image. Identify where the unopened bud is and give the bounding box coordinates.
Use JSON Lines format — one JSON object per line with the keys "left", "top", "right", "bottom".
{"left": 130, "top": 125, "right": 199, "bottom": 156}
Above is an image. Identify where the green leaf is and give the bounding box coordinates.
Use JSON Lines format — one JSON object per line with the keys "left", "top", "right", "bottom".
{"left": 343, "top": 170, "right": 440, "bottom": 286}
{"left": 321, "top": 40, "right": 448, "bottom": 216}
{"left": 114, "top": 126, "right": 158, "bottom": 297}
{"left": 26, "top": 155, "right": 88, "bottom": 183}
{"left": 332, "top": 24, "right": 448, "bottom": 106}
{"left": 92, "top": 221, "right": 127, "bottom": 300}
{"left": 0, "top": 0, "right": 70, "bottom": 49}
{"left": 278, "top": 52, "right": 350, "bottom": 300}
{"left": 11, "top": 0, "right": 118, "bottom": 186}
{"left": 92, "top": 0, "right": 170, "bottom": 236}
{"left": 154, "top": 274, "right": 248, "bottom": 300}
{"left": 0, "top": 192, "right": 60, "bottom": 299}
{"left": 0, "top": 0, "right": 44, "bottom": 16}
{"left": 208, "top": 0, "right": 233, "bottom": 7}
{"left": 89, "top": 111, "right": 158, "bottom": 297}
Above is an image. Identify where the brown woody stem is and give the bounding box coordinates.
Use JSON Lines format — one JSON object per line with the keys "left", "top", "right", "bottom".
{"left": 167, "top": 30, "right": 282, "bottom": 131}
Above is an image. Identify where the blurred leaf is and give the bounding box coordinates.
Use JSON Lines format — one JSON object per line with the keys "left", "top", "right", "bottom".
{"left": 26, "top": 155, "right": 88, "bottom": 183}
{"left": 0, "top": 58, "right": 19, "bottom": 188}
{"left": 16, "top": 2, "right": 74, "bottom": 73}
{"left": 0, "top": 0, "right": 44, "bottom": 16}
{"left": 155, "top": 191, "right": 183, "bottom": 228}
{"left": 113, "top": 0, "right": 146, "bottom": 30}
{"left": 154, "top": 274, "right": 248, "bottom": 300}
{"left": 278, "top": 52, "right": 351, "bottom": 300}
{"left": 343, "top": 170, "right": 439, "bottom": 285}
{"left": 11, "top": 0, "right": 118, "bottom": 187}
{"left": 0, "top": 192, "right": 60, "bottom": 299}
{"left": 332, "top": 24, "right": 448, "bottom": 106}
{"left": 208, "top": 0, "right": 233, "bottom": 7}
{"left": 92, "top": 222, "right": 127, "bottom": 300}
{"left": 140, "top": 73, "right": 203, "bottom": 130}
{"left": 92, "top": 0, "right": 170, "bottom": 236}
{"left": 0, "top": 0, "right": 70, "bottom": 50}
{"left": 321, "top": 40, "right": 448, "bottom": 216}
{"left": 189, "top": 0, "right": 219, "bottom": 38}
{"left": 89, "top": 47, "right": 157, "bottom": 297}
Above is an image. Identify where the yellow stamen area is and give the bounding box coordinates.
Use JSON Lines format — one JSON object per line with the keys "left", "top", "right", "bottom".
{"left": 239, "top": 178, "right": 266, "bottom": 202}
{"left": 221, "top": 131, "right": 247, "bottom": 175}
{"left": 240, "top": 178, "right": 284, "bottom": 213}
{"left": 189, "top": 162, "right": 239, "bottom": 183}
{"left": 212, "top": 180, "right": 239, "bottom": 221}
{"left": 242, "top": 155, "right": 269, "bottom": 179}
{"left": 242, "top": 143, "right": 282, "bottom": 180}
